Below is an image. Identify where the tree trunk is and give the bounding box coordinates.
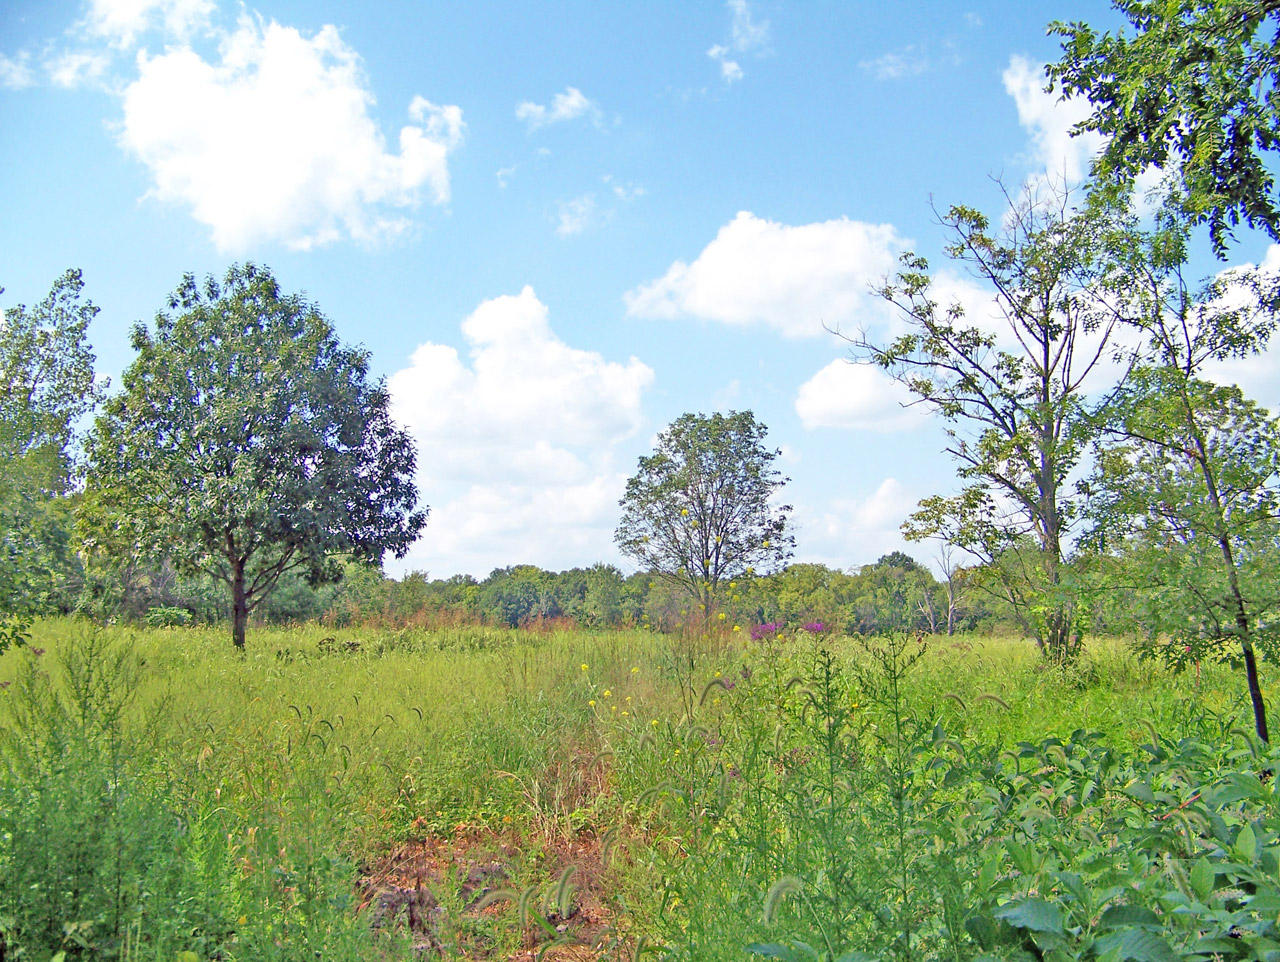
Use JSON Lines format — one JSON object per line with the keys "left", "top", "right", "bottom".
{"left": 1242, "top": 639, "right": 1270, "bottom": 744}
{"left": 231, "top": 559, "right": 248, "bottom": 651}
{"left": 1044, "top": 606, "right": 1078, "bottom": 663}
{"left": 1221, "top": 535, "right": 1269, "bottom": 743}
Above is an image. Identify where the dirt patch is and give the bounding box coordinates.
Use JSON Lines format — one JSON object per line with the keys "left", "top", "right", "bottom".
{"left": 358, "top": 828, "right": 622, "bottom": 960}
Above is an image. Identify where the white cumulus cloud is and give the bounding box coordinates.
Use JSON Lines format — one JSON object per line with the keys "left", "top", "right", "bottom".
{"left": 516, "top": 86, "right": 597, "bottom": 130}
{"left": 795, "top": 360, "right": 929, "bottom": 432}
{"left": 1003, "top": 55, "right": 1102, "bottom": 190}
{"left": 84, "top": 0, "right": 215, "bottom": 47}
{"left": 387, "top": 287, "right": 655, "bottom": 576}
{"left": 625, "top": 211, "right": 907, "bottom": 338}
{"left": 118, "top": 16, "right": 464, "bottom": 251}
{"left": 796, "top": 478, "right": 921, "bottom": 569}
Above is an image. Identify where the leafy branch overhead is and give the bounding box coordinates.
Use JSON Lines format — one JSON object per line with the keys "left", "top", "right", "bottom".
{"left": 1050, "top": 0, "right": 1280, "bottom": 255}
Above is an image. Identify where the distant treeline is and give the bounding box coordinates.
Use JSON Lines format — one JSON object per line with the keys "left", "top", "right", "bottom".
{"left": 51, "top": 547, "right": 1013, "bottom": 636}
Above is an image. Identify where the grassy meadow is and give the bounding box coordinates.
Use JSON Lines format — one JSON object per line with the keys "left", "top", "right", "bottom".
{"left": 2, "top": 619, "right": 1278, "bottom": 961}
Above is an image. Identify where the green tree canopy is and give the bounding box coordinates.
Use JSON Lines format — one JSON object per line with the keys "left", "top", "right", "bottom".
{"left": 82, "top": 263, "right": 427, "bottom": 648}
{"left": 615, "top": 411, "right": 793, "bottom": 615}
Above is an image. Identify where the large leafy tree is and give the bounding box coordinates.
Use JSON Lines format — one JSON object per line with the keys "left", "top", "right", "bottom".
{"left": 615, "top": 411, "right": 793, "bottom": 617}
{"left": 851, "top": 190, "right": 1132, "bottom": 661}
{"left": 1049, "top": 0, "right": 1280, "bottom": 254}
{"left": 82, "top": 263, "right": 427, "bottom": 649}
{"left": 0, "top": 270, "right": 103, "bottom": 650}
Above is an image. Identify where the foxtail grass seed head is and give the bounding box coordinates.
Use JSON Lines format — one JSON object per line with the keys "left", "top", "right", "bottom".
{"left": 762, "top": 876, "right": 803, "bottom": 924}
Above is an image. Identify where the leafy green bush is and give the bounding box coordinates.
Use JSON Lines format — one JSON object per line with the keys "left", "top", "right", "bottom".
{"left": 144, "top": 605, "right": 192, "bottom": 627}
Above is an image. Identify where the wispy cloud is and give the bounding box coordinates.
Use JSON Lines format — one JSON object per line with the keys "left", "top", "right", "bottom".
{"left": 44, "top": 49, "right": 111, "bottom": 88}
{"left": 516, "top": 86, "right": 598, "bottom": 130}
{"left": 603, "top": 174, "right": 645, "bottom": 201}
{"left": 0, "top": 52, "right": 35, "bottom": 89}
{"left": 1002, "top": 55, "right": 1102, "bottom": 196}
{"left": 556, "top": 194, "right": 599, "bottom": 236}
{"left": 859, "top": 45, "right": 930, "bottom": 80}
{"left": 82, "top": 0, "right": 215, "bottom": 48}
{"left": 707, "top": 0, "right": 769, "bottom": 83}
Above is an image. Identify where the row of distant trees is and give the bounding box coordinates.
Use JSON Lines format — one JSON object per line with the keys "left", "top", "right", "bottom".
{"left": 65, "top": 552, "right": 997, "bottom": 637}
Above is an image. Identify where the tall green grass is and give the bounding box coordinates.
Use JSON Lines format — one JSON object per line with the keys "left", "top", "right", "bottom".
{"left": 0, "top": 619, "right": 1272, "bottom": 960}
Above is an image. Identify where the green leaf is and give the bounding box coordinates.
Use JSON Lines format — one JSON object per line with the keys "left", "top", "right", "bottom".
{"left": 1214, "top": 771, "right": 1267, "bottom": 804}
{"left": 1006, "top": 839, "right": 1040, "bottom": 875}
{"left": 965, "top": 913, "right": 998, "bottom": 948}
{"left": 1247, "top": 891, "right": 1280, "bottom": 915}
{"left": 1092, "top": 929, "right": 1178, "bottom": 962}
{"left": 1123, "top": 780, "right": 1156, "bottom": 804}
{"left": 978, "top": 854, "right": 999, "bottom": 892}
{"left": 1236, "top": 823, "right": 1258, "bottom": 862}
{"left": 831, "top": 952, "right": 879, "bottom": 962}
{"left": 1190, "top": 857, "right": 1215, "bottom": 902}
{"left": 994, "top": 899, "right": 1064, "bottom": 934}
{"left": 1098, "top": 905, "right": 1162, "bottom": 930}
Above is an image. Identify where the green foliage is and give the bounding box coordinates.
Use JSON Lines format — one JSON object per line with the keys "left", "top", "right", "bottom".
{"left": 0, "top": 629, "right": 411, "bottom": 960}
{"left": 81, "top": 263, "right": 427, "bottom": 648}
{"left": 5, "top": 618, "right": 1277, "bottom": 960}
{"left": 616, "top": 410, "right": 794, "bottom": 613}
{"left": 145, "top": 605, "right": 193, "bottom": 627}
{"left": 1081, "top": 221, "right": 1280, "bottom": 740}
{"left": 1087, "top": 372, "right": 1280, "bottom": 737}
{"left": 619, "top": 631, "right": 1280, "bottom": 961}
{"left": 0, "top": 269, "right": 102, "bottom": 463}
{"left": 1049, "top": 0, "right": 1280, "bottom": 254}
{"left": 0, "top": 270, "right": 103, "bottom": 651}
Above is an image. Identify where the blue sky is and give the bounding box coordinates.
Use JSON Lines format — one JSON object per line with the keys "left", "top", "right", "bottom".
{"left": 4, "top": 0, "right": 1277, "bottom": 578}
